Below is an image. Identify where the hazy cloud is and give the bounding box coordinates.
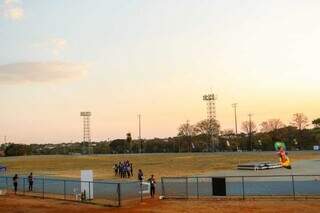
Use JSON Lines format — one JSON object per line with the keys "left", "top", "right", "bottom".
{"left": 34, "top": 38, "right": 68, "bottom": 56}
{"left": 0, "top": 62, "right": 87, "bottom": 84}
{"left": 50, "top": 38, "right": 67, "bottom": 55}
{"left": 0, "top": 0, "right": 24, "bottom": 21}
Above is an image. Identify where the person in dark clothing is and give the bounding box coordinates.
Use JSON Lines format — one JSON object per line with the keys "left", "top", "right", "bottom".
{"left": 137, "top": 169, "right": 144, "bottom": 182}
{"left": 113, "top": 164, "right": 118, "bottom": 176}
{"left": 12, "top": 174, "right": 18, "bottom": 194}
{"left": 127, "top": 164, "right": 131, "bottom": 178}
{"left": 28, "top": 172, "right": 33, "bottom": 191}
{"left": 130, "top": 163, "right": 133, "bottom": 177}
{"left": 148, "top": 174, "right": 156, "bottom": 198}
{"left": 119, "top": 163, "right": 124, "bottom": 178}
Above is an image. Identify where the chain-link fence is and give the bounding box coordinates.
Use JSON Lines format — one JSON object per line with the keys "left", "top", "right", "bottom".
{"left": 161, "top": 175, "right": 320, "bottom": 199}
{"left": 0, "top": 176, "right": 151, "bottom": 206}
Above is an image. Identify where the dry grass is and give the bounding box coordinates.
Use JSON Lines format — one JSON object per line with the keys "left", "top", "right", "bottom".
{"left": 0, "top": 151, "right": 319, "bottom": 179}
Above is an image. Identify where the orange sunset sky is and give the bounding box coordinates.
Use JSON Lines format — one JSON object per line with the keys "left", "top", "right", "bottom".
{"left": 0, "top": 0, "right": 319, "bottom": 143}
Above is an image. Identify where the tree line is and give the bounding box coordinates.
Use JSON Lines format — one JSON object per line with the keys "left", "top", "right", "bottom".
{"left": 1, "top": 113, "right": 320, "bottom": 156}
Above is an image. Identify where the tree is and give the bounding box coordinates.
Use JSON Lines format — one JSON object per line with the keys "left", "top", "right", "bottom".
{"left": 291, "top": 113, "right": 308, "bottom": 130}
{"left": 109, "top": 139, "right": 128, "bottom": 153}
{"left": 177, "top": 121, "right": 195, "bottom": 152}
{"left": 194, "top": 119, "right": 220, "bottom": 136}
{"left": 220, "top": 129, "right": 234, "bottom": 136}
{"left": 291, "top": 113, "right": 309, "bottom": 150}
{"left": 241, "top": 120, "right": 257, "bottom": 151}
{"left": 193, "top": 119, "right": 220, "bottom": 152}
{"left": 126, "top": 132, "right": 132, "bottom": 152}
{"left": 4, "top": 143, "right": 27, "bottom": 156}
{"left": 241, "top": 120, "right": 257, "bottom": 134}
{"left": 177, "top": 121, "right": 195, "bottom": 137}
{"left": 312, "top": 118, "right": 320, "bottom": 128}
{"left": 260, "top": 119, "right": 285, "bottom": 133}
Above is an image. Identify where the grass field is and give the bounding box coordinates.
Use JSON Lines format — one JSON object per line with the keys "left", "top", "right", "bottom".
{"left": 0, "top": 151, "right": 319, "bottom": 180}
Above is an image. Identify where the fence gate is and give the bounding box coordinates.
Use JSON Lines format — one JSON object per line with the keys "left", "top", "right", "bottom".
{"left": 212, "top": 177, "right": 226, "bottom": 196}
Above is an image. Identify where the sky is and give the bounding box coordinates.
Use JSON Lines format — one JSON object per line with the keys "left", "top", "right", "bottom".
{"left": 0, "top": 0, "right": 320, "bottom": 144}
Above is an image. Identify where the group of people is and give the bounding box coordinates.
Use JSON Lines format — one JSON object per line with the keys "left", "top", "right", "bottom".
{"left": 113, "top": 160, "right": 134, "bottom": 178}
{"left": 112, "top": 163, "right": 156, "bottom": 198}
{"left": 12, "top": 172, "right": 34, "bottom": 194}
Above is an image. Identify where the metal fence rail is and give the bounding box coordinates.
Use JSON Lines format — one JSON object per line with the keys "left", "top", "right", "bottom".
{"left": 0, "top": 176, "right": 148, "bottom": 207}
{"left": 161, "top": 174, "right": 320, "bottom": 200}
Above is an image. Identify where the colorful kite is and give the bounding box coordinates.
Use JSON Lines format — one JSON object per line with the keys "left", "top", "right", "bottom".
{"left": 274, "top": 141, "right": 286, "bottom": 151}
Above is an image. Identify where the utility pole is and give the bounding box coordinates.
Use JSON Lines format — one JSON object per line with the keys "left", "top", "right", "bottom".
{"left": 248, "top": 113, "right": 253, "bottom": 151}
{"left": 232, "top": 103, "right": 238, "bottom": 134}
{"left": 186, "top": 120, "right": 191, "bottom": 152}
{"left": 138, "top": 114, "right": 142, "bottom": 153}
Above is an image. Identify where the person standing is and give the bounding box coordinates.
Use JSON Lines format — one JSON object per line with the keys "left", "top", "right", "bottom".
{"left": 28, "top": 172, "right": 33, "bottom": 191}
{"left": 137, "top": 169, "right": 144, "bottom": 182}
{"left": 113, "top": 164, "right": 118, "bottom": 176}
{"left": 127, "top": 165, "right": 131, "bottom": 178}
{"left": 119, "top": 163, "right": 123, "bottom": 178}
{"left": 130, "top": 163, "right": 133, "bottom": 177}
{"left": 148, "top": 174, "right": 156, "bottom": 198}
{"left": 12, "top": 174, "right": 18, "bottom": 194}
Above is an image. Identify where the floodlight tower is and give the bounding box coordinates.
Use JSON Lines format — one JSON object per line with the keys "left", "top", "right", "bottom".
{"left": 80, "top": 112, "right": 91, "bottom": 154}
{"left": 203, "top": 94, "right": 216, "bottom": 120}
{"left": 203, "top": 93, "right": 217, "bottom": 152}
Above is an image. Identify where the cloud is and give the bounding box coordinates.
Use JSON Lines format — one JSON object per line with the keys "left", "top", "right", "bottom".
{"left": 34, "top": 38, "right": 68, "bottom": 56}
{"left": 50, "top": 38, "right": 67, "bottom": 55}
{"left": 1, "top": 0, "right": 24, "bottom": 21}
{"left": 0, "top": 62, "right": 87, "bottom": 84}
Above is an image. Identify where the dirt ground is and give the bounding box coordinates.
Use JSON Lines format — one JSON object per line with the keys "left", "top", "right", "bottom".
{"left": 1, "top": 194, "right": 320, "bottom": 213}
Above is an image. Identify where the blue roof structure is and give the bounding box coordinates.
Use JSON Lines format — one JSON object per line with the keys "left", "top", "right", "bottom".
{"left": 0, "top": 166, "right": 6, "bottom": 172}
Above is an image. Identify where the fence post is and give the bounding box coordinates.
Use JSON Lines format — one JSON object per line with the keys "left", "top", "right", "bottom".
{"left": 23, "top": 177, "right": 25, "bottom": 195}
{"left": 89, "top": 181, "right": 91, "bottom": 201}
{"left": 6, "top": 176, "right": 8, "bottom": 191}
{"left": 241, "top": 176, "right": 245, "bottom": 200}
{"left": 196, "top": 177, "right": 199, "bottom": 199}
{"left": 42, "top": 177, "right": 45, "bottom": 199}
{"left": 140, "top": 181, "right": 143, "bottom": 202}
{"left": 64, "top": 180, "right": 66, "bottom": 200}
{"left": 117, "top": 183, "right": 121, "bottom": 207}
{"left": 161, "top": 177, "right": 165, "bottom": 197}
{"left": 291, "top": 175, "right": 296, "bottom": 200}
{"left": 186, "top": 177, "right": 189, "bottom": 199}
{"left": 211, "top": 177, "right": 214, "bottom": 196}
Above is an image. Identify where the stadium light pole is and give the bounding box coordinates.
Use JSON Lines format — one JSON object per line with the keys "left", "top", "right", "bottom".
{"left": 138, "top": 114, "right": 142, "bottom": 153}
{"left": 248, "top": 113, "right": 253, "bottom": 151}
{"left": 203, "top": 93, "right": 217, "bottom": 152}
{"left": 80, "top": 111, "right": 92, "bottom": 154}
{"left": 232, "top": 103, "right": 238, "bottom": 135}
